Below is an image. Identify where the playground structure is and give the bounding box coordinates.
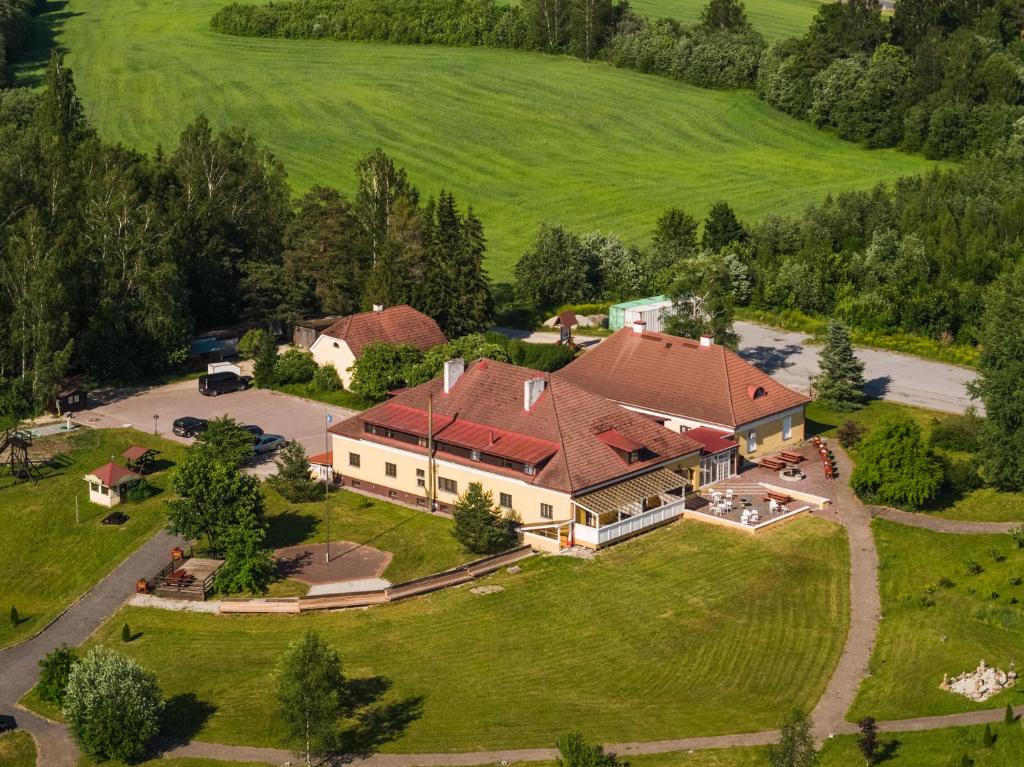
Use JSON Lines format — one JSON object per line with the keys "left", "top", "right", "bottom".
{"left": 0, "top": 428, "right": 45, "bottom": 483}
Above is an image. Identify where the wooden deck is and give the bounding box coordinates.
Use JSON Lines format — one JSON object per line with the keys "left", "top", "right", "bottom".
{"left": 153, "top": 557, "right": 222, "bottom": 601}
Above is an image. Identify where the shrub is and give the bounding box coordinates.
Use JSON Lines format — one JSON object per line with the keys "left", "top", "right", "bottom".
{"left": 1006, "top": 703, "right": 1015, "bottom": 724}
{"left": 37, "top": 645, "right": 77, "bottom": 706}
{"left": 938, "top": 576, "right": 955, "bottom": 588}
{"left": 989, "top": 548, "right": 1006, "bottom": 563}
{"left": 556, "top": 732, "right": 625, "bottom": 767}
{"left": 310, "top": 364, "right": 342, "bottom": 392}
{"left": 237, "top": 328, "right": 269, "bottom": 360}
{"left": 1009, "top": 575, "right": 1022, "bottom": 586}
{"left": 929, "top": 409, "right": 984, "bottom": 452}
{"left": 850, "top": 416, "right": 944, "bottom": 509}
{"left": 837, "top": 420, "right": 866, "bottom": 448}
{"left": 121, "top": 622, "right": 131, "bottom": 643}
{"left": 126, "top": 478, "right": 153, "bottom": 503}
{"left": 64, "top": 646, "right": 164, "bottom": 763}
{"left": 982, "top": 722, "right": 994, "bottom": 746}
{"left": 9, "top": 605, "right": 18, "bottom": 625}
{"left": 1011, "top": 527, "right": 1024, "bottom": 548}
{"left": 943, "top": 455, "right": 982, "bottom": 495}
{"left": 349, "top": 342, "right": 423, "bottom": 401}
{"left": 507, "top": 339, "right": 576, "bottom": 372}
{"left": 965, "top": 560, "right": 984, "bottom": 575}
{"left": 275, "top": 348, "right": 318, "bottom": 384}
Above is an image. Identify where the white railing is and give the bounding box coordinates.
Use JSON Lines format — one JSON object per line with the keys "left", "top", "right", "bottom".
{"left": 575, "top": 497, "right": 687, "bottom": 547}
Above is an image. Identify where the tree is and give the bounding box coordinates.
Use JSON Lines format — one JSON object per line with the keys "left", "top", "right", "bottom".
{"left": 813, "top": 320, "right": 866, "bottom": 411}
{"left": 850, "top": 416, "right": 945, "bottom": 508}
{"left": 214, "top": 502, "right": 276, "bottom": 594}
{"left": 37, "top": 645, "right": 77, "bottom": 706}
{"left": 982, "top": 723, "right": 994, "bottom": 747}
{"left": 275, "top": 348, "right": 317, "bottom": 385}
{"left": 0, "top": 375, "right": 32, "bottom": 432}
{"left": 269, "top": 440, "right": 323, "bottom": 503}
{"left": 8, "top": 606, "right": 17, "bottom": 625}
{"left": 525, "top": 0, "right": 570, "bottom": 52}
{"left": 701, "top": 201, "right": 747, "bottom": 251}
{"left": 700, "top": 0, "right": 750, "bottom": 30}
{"left": 556, "top": 732, "right": 626, "bottom": 767}
{"left": 63, "top": 646, "right": 163, "bottom": 763}
{"left": 403, "top": 334, "right": 510, "bottom": 387}
{"left": 252, "top": 330, "right": 280, "bottom": 388}
{"left": 663, "top": 251, "right": 741, "bottom": 348}
{"left": 970, "top": 263, "right": 1024, "bottom": 490}
{"left": 451, "top": 482, "right": 516, "bottom": 554}
{"left": 348, "top": 342, "right": 424, "bottom": 401}
{"left": 648, "top": 208, "right": 699, "bottom": 276}
{"left": 354, "top": 148, "right": 418, "bottom": 268}
{"left": 121, "top": 622, "right": 131, "bottom": 643}
{"left": 769, "top": 708, "right": 816, "bottom": 767}
{"left": 514, "top": 223, "right": 600, "bottom": 310}
{"left": 1005, "top": 703, "right": 1015, "bottom": 724}
{"left": 857, "top": 717, "right": 879, "bottom": 765}
{"left": 569, "top": 0, "right": 613, "bottom": 60}
{"left": 238, "top": 328, "right": 271, "bottom": 360}
{"left": 311, "top": 364, "right": 342, "bottom": 393}
{"left": 195, "top": 416, "right": 256, "bottom": 470}
{"left": 276, "top": 631, "right": 348, "bottom": 767}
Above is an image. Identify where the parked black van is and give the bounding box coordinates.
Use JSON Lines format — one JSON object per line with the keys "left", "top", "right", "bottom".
{"left": 198, "top": 371, "right": 252, "bottom": 396}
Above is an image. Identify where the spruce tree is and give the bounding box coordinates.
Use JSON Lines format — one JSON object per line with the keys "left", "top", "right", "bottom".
{"left": 9, "top": 606, "right": 19, "bottom": 626}
{"left": 451, "top": 482, "right": 515, "bottom": 554}
{"left": 1005, "top": 703, "right": 1015, "bottom": 724}
{"left": 449, "top": 207, "right": 494, "bottom": 337}
{"left": 121, "top": 623, "right": 131, "bottom": 643}
{"left": 814, "top": 320, "right": 866, "bottom": 410}
{"left": 970, "top": 263, "right": 1024, "bottom": 490}
{"left": 701, "top": 201, "right": 747, "bottom": 251}
{"left": 982, "top": 723, "right": 994, "bottom": 747}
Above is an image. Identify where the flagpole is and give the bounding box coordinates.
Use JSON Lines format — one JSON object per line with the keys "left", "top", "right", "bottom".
{"left": 325, "top": 411, "right": 331, "bottom": 564}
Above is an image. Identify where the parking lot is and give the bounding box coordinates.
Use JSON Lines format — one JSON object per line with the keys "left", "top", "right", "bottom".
{"left": 82, "top": 380, "right": 357, "bottom": 475}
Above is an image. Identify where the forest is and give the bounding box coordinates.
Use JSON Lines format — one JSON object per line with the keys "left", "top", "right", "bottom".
{"left": 211, "top": 0, "right": 1024, "bottom": 159}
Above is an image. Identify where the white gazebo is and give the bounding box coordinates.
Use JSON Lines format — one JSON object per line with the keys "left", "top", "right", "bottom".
{"left": 83, "top": 462, "right": 141, "bottom": 508}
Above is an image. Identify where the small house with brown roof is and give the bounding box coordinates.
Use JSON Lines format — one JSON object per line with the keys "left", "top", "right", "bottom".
{"left": 309, "top": 305, "right": 447, "bottom": 389}
{"left": 554, "top": 324, "right": 810, "bottom": 474}
{"left": 329, "top": 358, "right": 705, "bottom": 551}
{"left": 83, "top": 463, "right": 140, "bottom": 508}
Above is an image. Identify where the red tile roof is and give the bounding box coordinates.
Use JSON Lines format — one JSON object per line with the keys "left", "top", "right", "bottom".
{"left": 555, "top": 329, "right": 809, "bottom": 429}
{"left": 595, "top": 429, "right": 645, "bottom": 453}
{"left": 86, "top": 463, "right": 140, "bottom": 486}
{"left": 320, "top": 305, "right": 447, "bottom": 358}
{"left": 330, "top": 359, "right": 702, "bottom": 495}
{"left": 685, "top": 427, "right": 738, "bottom": 455}
{"left": 307, "top": 451, "right": 333, "bottom": 465}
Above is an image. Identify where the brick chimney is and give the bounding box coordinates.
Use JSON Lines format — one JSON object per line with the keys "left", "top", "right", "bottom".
{"left": 699, "top": 335, "right": 713, "bottom": 347}
{"left": 524, "top": 377, "right": 546, "bottom": 411}
{"left": 443, "top": 358, "right": 464, "bottom": 393}
{"left": 632, "top": 320, "right": 646, "bottom": 334}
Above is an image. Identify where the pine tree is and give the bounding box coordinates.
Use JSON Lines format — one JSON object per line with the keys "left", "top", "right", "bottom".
{"left": 268, "top": 441, "right": 323, "bottom": 503}
{"left": 122, "top": 623, "right": 131, "bottom": 643}
{"left": 447, "top": 206, "right": 494, "bottom": 337}
{"left": 9, "top": 606, "right": 19, "bottom": 626}
{"left": 1004, "top": 703, "right": 1015, "bottom": 725}
{"left": 982, "top": 723, "right": 994, "bottom": 747}
{"left": 252, "top": 331, "right": 279, "bottom": 389}
{"left": 451, "top": 482, "right": 515, "bottom": 554}
{"left": 814, "top": 320, "right": 866, "bottom": 410}
{"left": 701, "top": 201, "right": 747, "bottom": 251}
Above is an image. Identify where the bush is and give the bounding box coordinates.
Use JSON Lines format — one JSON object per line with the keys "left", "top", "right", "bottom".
{"left": 310, "top": 364, "right": 342, "bottom": 392}
{"left": 850, "top": 416, "right": 944, "bottom": 509}
{"left": 965, "top": 560, "right": 984, "bottom": 575}
{"left": 126, "top": 478, "right": 154, "bottom": 503}
{"left": 9, "top": 605, "right": 18, "bottom": 625}
{"left": 275, "top": 348, "right": 318, "bottom": 384}
{"left": 37, "top": 645, "right": 77, "bottom": 706}
{"left": 122, "top": 622, "right": 131, "bottom": 642}
{"left": 507, "top": 339, "right": 576, "bottom": 372}
{"left": 1010, "top": 527, "right": 1024, "bottom": 548}
{"left": 943, "top": 455, "right": 982, "bottom": 495}
{"left": 929, "top": 409, "right": 984, "bottom": 453}
{"left": 64, "top": 646, "right": 164, "bottom": 763}
{"left": 837, "top": 420, "right": 866, "bottom": 448}
{"left": 556, "top": 732, "right": 625, "bottom": 767}
{"left": 237, "top": 328, "right": 269, "bottom": 360}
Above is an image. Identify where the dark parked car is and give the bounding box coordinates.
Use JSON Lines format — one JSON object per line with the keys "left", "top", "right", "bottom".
{"left": 242, "top": 424, "right": 264, "bottom": 438}
{"left": 198, "top": 371, "right": 252, "bottom": 397}
{"left": 172, "top": 417, "right": 209, "bottom": 438}
{"left": 252, "top": 434, "right": 287, "bottom": 454}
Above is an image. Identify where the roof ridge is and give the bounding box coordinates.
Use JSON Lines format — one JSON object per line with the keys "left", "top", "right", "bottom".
{"left": 721, "top": 344, "right": 737, "bottom": 427}
{"left": 545, "top": 377, "right": 574, "bottom": 493}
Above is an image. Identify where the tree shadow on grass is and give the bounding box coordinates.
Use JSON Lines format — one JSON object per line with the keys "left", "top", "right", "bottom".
{"left": 11, "top": 1, "right": 84, "bottom": 88}
{"left": 266, "top": 510, "right": 319, "bottom": 548}
{"left": 160, "top": 692, "right": 217, "bottom": 741}
{"left": 864, "top": 375, "right": 893, "bottom": 400}
{"left": 335, "top": 695, "right": 425, "bottom": 761}
{"left": 877, "top": 738, "right": 901, "bottom": 763}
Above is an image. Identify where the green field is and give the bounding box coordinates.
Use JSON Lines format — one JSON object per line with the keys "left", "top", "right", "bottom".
{"left": 0, "top": 429, "right": 185, "bottom": 649}
{"left": 629, "top": 0, "right": 821, "bottom": 40}
{"left": 44, "top": 0, "right": 937, "bottom": 281}
{"left": 849, "top": 520, "right": 1024, "bottom": 722}
{"left": 38, "top": 517, "right": 847, "bottom": 752}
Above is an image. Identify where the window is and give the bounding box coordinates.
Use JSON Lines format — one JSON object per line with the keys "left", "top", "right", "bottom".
{"left": 90, "top": 482, "right": 99, "bottom": 493}
{"left": 418, "top": 437, "right": 428, "bottom": 447}
{"left": 746, "top": 432, "right": 757, "bottom": 453}
{"left": 500, "top": 492, "right": 512, "bottom": 509}
{"left": 470, "top": 449, "right": 481, "bottom": 461}
{"left": 679, "top": 425, "right": 689, "bottom": 433}
{"left": 524, "top": 464, "right": 536, "bottom": 476}
{"left": 351, "top": 480, "right": 361, "bottom": 488}
{"left": 438, "top": 477, "right": 457, "bottom": 494}
{"left": 333, "top": 341, "right": 340, "bottom": 349}
{"left": 389, "top": 490, "right": 398, "bottom": 498}
{"left": 782, "top": 416, "right": 792, "bottom": 441}
{"left": 349, "top": 452, "right": 361, "bottom": 468}
{"left": 416, "top": 468, "right": 425, "bottom": 488}
{"left": 385, "top": 462, "right": 397, "bottom": 478}
{"left": 502, "top": 459, "right": 514, "bottom": 469}
{"left": 540, "top": 503, "right": 553, "bottom": 519}
{"left": 628, "top": 449, "right": 640, "bottom": 464}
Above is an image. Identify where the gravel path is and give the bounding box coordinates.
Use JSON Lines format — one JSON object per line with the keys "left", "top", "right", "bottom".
{"left": 0, "top": 529, "right": 184, "bottom": 767}
{"left": 874, "top": 507, "right": 1022, "bottom": 534}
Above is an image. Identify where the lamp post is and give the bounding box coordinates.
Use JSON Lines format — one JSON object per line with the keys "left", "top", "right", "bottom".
{"left": 152, "top": 414, "right": 159, "bottom": 436}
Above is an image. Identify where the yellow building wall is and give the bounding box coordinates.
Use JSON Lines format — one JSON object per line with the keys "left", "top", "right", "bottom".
{"left": 331, "top": 434, "right": 573, "bottom": 524}
{"left": 310, "top": 337, "right": 357, "bottom": 388}
{"left": 736, "top": 408, "right": 805, "bottom": 459}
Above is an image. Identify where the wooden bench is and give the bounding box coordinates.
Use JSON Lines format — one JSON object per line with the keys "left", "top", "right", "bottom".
{"left": 765, "top": 491, "right": 793, "bottom": 504}
{"left": 779, "top": 452, "right": 804, "bottom": 463}
{"left": 760, "top": 458, "right": 786, "bottom": 471}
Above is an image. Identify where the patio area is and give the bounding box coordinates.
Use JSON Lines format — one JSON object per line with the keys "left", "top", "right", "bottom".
{"left": 686, "top": 443, "right": 834, "bottom": 534}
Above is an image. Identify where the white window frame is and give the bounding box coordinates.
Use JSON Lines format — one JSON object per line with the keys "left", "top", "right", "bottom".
{"left": 782, "top": 416, "right": 792, "bottom": 441}
{"left": 746, "top": 431, "right": 757, "bottom": 453}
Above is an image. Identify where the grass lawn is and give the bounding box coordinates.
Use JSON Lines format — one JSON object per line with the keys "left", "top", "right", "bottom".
{"left": 0, "top": 428, "right": 185, "bottom": 649}
{"left": 628, "top": 0, "right": 821, "bottom": 40}
{"left": 819, "top": 722, "right": 1024, "bottom": 766}
{"left": 848, "top": 520, "right": 1024, "bottom": 722}
{"left": 31, "top": 517, "right": 847, "bottom": 752}
{"left": 39, "top": 0, "right": 939, "bottom": 282}
{"left": 806, "top": 401, "right": 1024, "bottom": 524}
{"left": 473, "top": 747, "right": 773, "bottom": 767}
{"left": 0, "top": 731, "right": 35, "bottom": 767}
{"left": 263, "top": 487, "right": 471, "bottom": 583}
{"left": 271, "top": 382, "right": 375, "bottom": 412}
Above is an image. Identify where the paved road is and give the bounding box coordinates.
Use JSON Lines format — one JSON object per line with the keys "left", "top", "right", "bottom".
{"left": 0, "top": 530, "right": 185, "bottom": 767}
{"left": 496, "top": 322, "right": 978, "bottom": 414}
{"left": 735, "top": 322, "right": 977, "bottom": 415}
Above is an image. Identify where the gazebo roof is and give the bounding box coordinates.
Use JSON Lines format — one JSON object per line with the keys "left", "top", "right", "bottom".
{"left": 121, "top": 445, "right": 157, "bottom": 461}
{"left": 85, "top": 463, "right": 140, "bottom": 487}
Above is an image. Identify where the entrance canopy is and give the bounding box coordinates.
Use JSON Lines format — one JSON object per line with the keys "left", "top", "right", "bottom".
{"left": 575, "top": 468, "right": 685, "bottom": 519}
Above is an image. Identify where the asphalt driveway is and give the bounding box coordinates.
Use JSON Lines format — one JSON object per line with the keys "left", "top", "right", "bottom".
{"left": 83, "top": 381, "right": 356, "bottom": 473}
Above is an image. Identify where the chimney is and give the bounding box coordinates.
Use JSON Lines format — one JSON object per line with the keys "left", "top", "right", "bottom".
{"left": 372, "top": 304, "right": 384, "bottom": 312}
{"left": 632, "top": 320, "right": 646, "bottom": 334}
{"left": 699, "top": 335, "right": 713, "bottom": 347}
{"left": 524, "top": 377, "right": 546, "bottom": 411}
{"left": 443, "top": 358, "right": 464, "bottom": 393}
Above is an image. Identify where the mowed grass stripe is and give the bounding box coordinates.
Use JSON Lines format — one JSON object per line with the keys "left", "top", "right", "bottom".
{"left": 75, "top": 518, "right": 848, "bottom": 752}
{"left": 50, "top": 0, "right": 939, "bottom": 281}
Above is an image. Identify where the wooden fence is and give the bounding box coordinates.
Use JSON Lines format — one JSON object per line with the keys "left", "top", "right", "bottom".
{"left": 220, "top": 545, "right": 534, "bottom": 614}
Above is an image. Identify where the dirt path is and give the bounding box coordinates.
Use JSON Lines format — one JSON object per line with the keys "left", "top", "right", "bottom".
{"left": 874, "top": 507, "right": 1022, "bottom": 534}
